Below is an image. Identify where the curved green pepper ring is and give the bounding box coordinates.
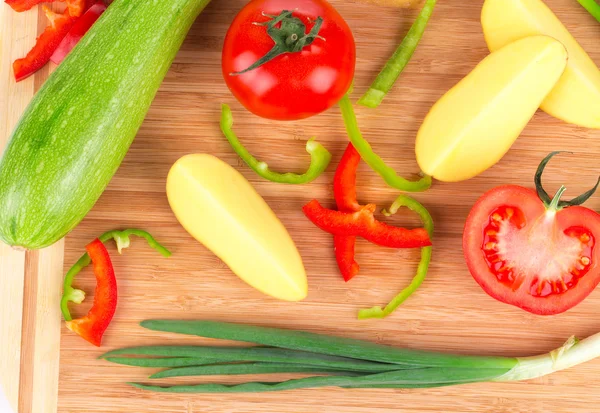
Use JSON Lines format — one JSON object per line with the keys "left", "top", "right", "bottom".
{"left": 358, "top": 195, "right": 433, "bottom": 319}
{"left": 339, "top": 95, "right": 431, "bottom": 192}
{"left": 220, "top": 104, "right": 332, "bottom": 184}
{"left": 61, "top": 229, "right": 171, "bottom": 321}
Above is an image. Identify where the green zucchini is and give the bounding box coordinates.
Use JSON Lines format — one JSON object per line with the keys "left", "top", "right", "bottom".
{"left": 0, "top": 0, "right": 212, "bottom": 249}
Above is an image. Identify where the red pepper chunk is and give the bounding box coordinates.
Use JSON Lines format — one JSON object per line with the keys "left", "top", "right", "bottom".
{"left": 66, "top": 238, "right": 117, "bottom": 347}
{"left": 13, "top": 6, "right": 78, "bottom": 82}
{"left": 51, "top": 2, "right": 106, "bottom": 64}
{"left": 5, "top": 0, "right": 86, "bottom": 16}
{"left": 303, "top": 200, "right": 431, "bottom": 249}
{"left": 333, "top": 143, "right": 362, "bottom": 281}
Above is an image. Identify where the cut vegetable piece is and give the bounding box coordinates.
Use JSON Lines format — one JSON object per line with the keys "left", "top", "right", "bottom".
{"left": 482, "top": 0, "right": 600, "bottom": 129}
{"left": 333, "top": 143, "right": 362, "bottom": 281}
{"left": 166, "top": 154, "right": 307, "bottom": 301}
{"left": 61, "top": 229, "right": 170, "bottom": 321}
{"left": 302, "top": 200, "right": 431, "bottom": 249}
{"left": 65, "top": 239, "right": 117, "bottom": 347}
{"left": 51, "top": 2, "right": 107, "bottom": 65}
{"left": 415, "top": 35, "right": 567, "bottom": 182}
{"left": 13, "top": 6, "right": 78, "bottom": 82}
{"left": 339, "top": 95, "right": 432, "bottom": 192}
{"left": 359, "top": 0, "right": 437, "bottom": 108}
{"left": 220, "top": 104, "right": 332, "bottom": 184}
{"left": 464, "top": 153, "right": 600, "bottom": 315}
{"left": 359, "top": 195, "right": 433, "bottom": 319}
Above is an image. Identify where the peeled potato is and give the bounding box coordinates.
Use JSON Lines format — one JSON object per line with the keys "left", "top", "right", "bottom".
{"left": 167, "top": 154, "right": 308, "bottom": 301}
{"left": 482, "top": 0, "right": 600, "bottom": 129}
{"left": 416, "top": 36, "right": 567, "bottom": 182}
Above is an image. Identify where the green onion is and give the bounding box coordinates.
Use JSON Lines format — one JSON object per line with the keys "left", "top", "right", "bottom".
{"left": 104, "top": 357, "right": 228, "bottom": 368}
{"left": 358, "top": 0, "right": 438, "bottom": 108}
{"left": 130, "top": 368, "right": 510, "bottom": 393}
{"left": 140, "top": 320, "right": 517, "bottom": 368}
{"left": 577, "top": 0, "right": 600, "bottom": 22}
{"left": 359, "top": 195, "right": 433, "bottom": 319}
{"left": 107, "top": 321, "right": 600, "bottom": 393}
{"left": 102, "top": 345, "right": 406, "bottom": 372}
{"left": 150, "top": 363, "right": 364, "bottom": 379}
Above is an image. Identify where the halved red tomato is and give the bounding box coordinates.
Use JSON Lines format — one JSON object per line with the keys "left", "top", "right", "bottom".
{"left": 463, "top": 153, "right": 600, "bottom": 315}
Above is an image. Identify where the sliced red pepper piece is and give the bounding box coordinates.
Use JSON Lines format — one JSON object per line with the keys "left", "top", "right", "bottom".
{"left": 5, "top": 0, "right": 86, "bottom": 16}
{"left": 51, "top": 2, "right": 106, "bottom": 64}
{"left": 303, "top": 200, "right": 431, "bottom": 249}
{"left": 65, "top": 238, "right": 117, "bottom": 347}
{"left": 13, "top": 6, "right": 78, "bottom": 81}
{"left": 333, "top": 143, "right": 362, "bottom": 281}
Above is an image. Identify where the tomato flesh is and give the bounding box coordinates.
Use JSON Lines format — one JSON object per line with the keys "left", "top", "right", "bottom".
{"left": 464, "top": 185, "right": 600, "bottom": 315}
{"left": 222, "top": 0, "right": 356, "bottom": 121}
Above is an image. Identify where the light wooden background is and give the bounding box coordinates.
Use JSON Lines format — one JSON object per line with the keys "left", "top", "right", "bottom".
{"left": 3, "top": 0, "right": 600, "bottom": 412}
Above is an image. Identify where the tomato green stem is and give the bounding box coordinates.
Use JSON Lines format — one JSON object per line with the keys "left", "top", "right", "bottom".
{"left": 576, "top": 0, "right": 600, "bottom": 22}
{"left": 339, "top": 95, "right": 431, "bottom": 192}
{"left": 358, "top": 195, "right": 433, "bottom": 319}
{"left": 358, "top": 0, "right": 437, "bottom": 108}
{"left": 231, "top": 10, "right": 324, "bottom": 76}
{"left": 220, "top": 104, "right": 332, "bottom": 184}
{"left": 548, "top": 186, "right": 567, "bottom": 212}
{"left": 535, "top": 152, "right": 600, "bottom": 209}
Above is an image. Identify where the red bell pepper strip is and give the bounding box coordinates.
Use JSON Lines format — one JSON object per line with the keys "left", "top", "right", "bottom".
{"left": 302, "top": 200, "right": 431, "bottom": 248}
{"left": 51, "top": 2, "right": 106, "bottom": 64}
{"left": 65, "top": 238, "right": 117, "bottom": 347}
{"left": 333, "top": 143, "right": 362, "bottom": 281}
{"left": 5, "top": 0, "right": 86, "bottom": 16}
{"left": 12, "top": 6, "right": 78, "bottom": 81}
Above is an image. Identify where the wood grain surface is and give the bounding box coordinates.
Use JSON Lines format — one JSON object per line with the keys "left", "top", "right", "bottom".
{"left": 3, "top": 0, "right": 600, "bottom": 412}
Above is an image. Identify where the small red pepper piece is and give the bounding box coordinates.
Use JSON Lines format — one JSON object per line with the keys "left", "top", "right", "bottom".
{"left": 65, "top": 238, "right": 117, "bottom": 347}
{"left": 50, "top": 2, "right": 106, "bottom": 64}
{"left": 303, "top": 200, "right": 431, "bottom": 249}
{"left": 333, "top": 143, "right": 362, "bottom": 281}
{"left": 13, "top": 6, "right": 78, "bottom": 82}
{"left": 5, "top": 0, "right": 85, "bottom": 16}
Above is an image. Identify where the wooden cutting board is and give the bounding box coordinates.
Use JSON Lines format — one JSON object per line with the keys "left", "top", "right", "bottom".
{"left": 3, "top": 0, "right": 600, "bottom": 412}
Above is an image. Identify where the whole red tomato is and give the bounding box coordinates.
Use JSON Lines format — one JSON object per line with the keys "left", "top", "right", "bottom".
{"left": 222, "top": 0, "right": 356, "bottom": 121}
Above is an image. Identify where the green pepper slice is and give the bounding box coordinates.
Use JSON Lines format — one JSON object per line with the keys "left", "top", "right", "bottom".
{"left": 358, "top": 195, "right": 433, "bottom": 319}
{"left": 220, "top": 104, "right": 332, "bottom": 184}
{"left": 339, "top": 96, "right": 431, "bottom": 192}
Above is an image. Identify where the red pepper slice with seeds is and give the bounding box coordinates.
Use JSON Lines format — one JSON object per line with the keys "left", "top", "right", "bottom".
{"left": 65, "top": 238, "right": 117, "bottom": 347}
{"left": 303, "top": 200, "right": 431, "bottom": 249}
{"left": 5, "top": 0, "right": 86, "bottom": 16}
{"left": 13, "top": 6, "right": 78, "bottom": 81}
{"left": 50, "top": 1, "right": 106, "bottom": 64}
{"left": 333, "top": 143, "right": 362, "bottom": 281}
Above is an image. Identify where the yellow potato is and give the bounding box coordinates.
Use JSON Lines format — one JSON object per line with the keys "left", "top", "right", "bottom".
{"left": 415, "top": 36, "right": 567, "bottom": 182}
{"left": 482, "top": 0, "right": 600, "bottom": 129}
{"left": 167, "top": 154, "right": 307, "bottom": 301}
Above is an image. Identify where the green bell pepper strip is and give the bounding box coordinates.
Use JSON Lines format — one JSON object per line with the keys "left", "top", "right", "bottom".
{"left": 61, "top": 229, "right": 171, "bottom": 321}
{"left": 358, "top": 195, "right": 433, "bottom": 319}
{"left": 358, "top": 0, "right": 437, "bottom": 108}
{"left": 577, "top": 0, "right": 600, "bottom": 22}
{"left": 220, "top": 104, "right": 332, "bottom": 184}
{"left": 339, "top": 95, "right": 431, "bottom": 192}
